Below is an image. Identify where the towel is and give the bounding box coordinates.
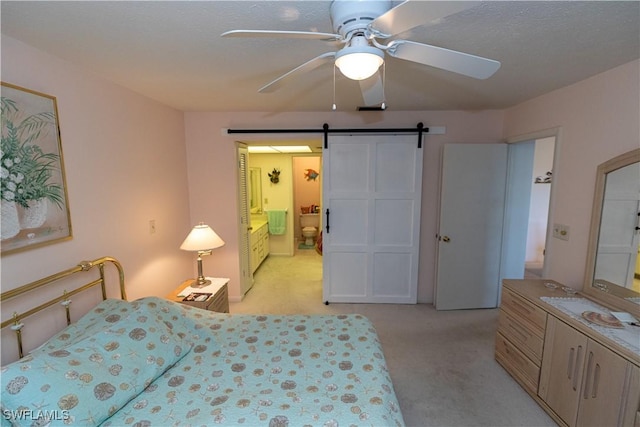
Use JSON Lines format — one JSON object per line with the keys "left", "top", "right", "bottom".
{"left": 266, "top": 210, "right": 287, "bottom": 235}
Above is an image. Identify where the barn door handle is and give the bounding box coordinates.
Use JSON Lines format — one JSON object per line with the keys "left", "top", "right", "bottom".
{"left": 325, "top": 208, "right": 330, "bottom": 234}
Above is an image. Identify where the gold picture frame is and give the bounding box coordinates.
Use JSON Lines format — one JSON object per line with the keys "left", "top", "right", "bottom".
{"left": 1, "top": 82, "right": 72, "bottom": 254}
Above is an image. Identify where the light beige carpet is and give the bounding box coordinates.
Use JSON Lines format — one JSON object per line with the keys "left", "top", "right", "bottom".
{"left": 231, "top": 249, "right": 556, "bottom": 427}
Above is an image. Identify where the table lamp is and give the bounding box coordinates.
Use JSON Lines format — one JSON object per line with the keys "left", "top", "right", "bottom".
{"left": 180, "top": 222, "right": 225, "bottom": 287}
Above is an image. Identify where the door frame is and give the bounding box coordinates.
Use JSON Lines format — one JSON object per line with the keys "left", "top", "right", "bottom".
{"left": 504, "top": 127, "right": 562, "bottom": 281}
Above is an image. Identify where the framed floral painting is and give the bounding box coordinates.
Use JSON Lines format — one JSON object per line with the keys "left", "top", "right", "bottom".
{"left": 1, "top": 82, "right": 72, "bottom": 254}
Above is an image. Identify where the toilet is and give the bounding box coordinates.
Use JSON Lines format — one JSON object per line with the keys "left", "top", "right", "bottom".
{"left": 300, "top": 213, "right": 319, "bottom": 246}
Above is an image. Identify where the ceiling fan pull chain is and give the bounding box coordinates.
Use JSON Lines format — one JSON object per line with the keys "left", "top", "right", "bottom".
{"left": 381, "top": 62, "right": 387, "bottom": 110}
{"left": 332, "top": 64, "right": 337, "bottom": 111}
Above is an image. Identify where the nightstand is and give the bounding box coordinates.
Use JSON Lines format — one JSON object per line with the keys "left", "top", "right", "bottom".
{"left": 166, "top": 277, "right": 229, "bottom": 313}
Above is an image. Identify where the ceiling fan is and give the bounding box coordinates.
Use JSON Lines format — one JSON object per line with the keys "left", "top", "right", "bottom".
{"left": 221, "top": 0, "right": 501, "bottom": 108}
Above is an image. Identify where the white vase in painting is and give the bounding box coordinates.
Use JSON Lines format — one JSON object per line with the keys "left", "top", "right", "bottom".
{"left": 1, "top": 200, "right": 21, "bottom": 239}
{"left": 18, "top": 198, "right": 47, "bottom": 229}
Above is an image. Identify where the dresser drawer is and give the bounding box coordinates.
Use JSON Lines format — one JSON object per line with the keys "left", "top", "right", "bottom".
{"left": 497, "top": 309, "right": 544, "bottom": 362}
{"left": 209, "top": 284, "right": 229, "bottom": 313}
{"left": 495, "top": 331, "right": 540, "bottom": 394}
{"left": 501, "top": 288, "right": 547, "bottom": 336}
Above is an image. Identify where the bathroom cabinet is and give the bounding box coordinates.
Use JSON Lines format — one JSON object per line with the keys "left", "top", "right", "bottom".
{"left": 495, "top": 279, "right": 640, "bottom": 427}
{"left": 250, "top": 222, "right": 269, "bottom": 273}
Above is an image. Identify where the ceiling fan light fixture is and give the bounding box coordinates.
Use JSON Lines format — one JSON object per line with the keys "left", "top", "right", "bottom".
{"left": 335, "top": 45, "right": 384, "bottom": 81}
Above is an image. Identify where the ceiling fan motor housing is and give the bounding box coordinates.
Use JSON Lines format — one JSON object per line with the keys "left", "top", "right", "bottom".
{"left": 330, "top": 0, "right": 392, "bottom": 38}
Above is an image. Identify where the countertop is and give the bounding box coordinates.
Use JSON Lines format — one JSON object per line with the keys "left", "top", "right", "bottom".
{"left": 251, "top": 219, "right": 268, "bottom": 233}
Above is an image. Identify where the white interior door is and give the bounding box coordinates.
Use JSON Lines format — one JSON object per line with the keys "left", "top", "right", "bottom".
{"left": 435, "top": 143, "right": 508, "bottom": 310}
{"left": 236, "top": 144, "right": 253, "bottom": 296}
{"left": 322, "top": 134, "right": 423, "bottom": 304}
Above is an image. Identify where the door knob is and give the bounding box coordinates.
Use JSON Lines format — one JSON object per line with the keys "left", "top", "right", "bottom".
{"left": 442, "top": 236, "right": 451, "bottom": 242}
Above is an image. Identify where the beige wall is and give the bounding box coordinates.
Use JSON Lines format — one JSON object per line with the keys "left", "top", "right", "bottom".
{"left": 504, "top": 60, "right": 640, "bottom": 288}
{"left": 1, "top": 36, "right": 193, "bottom": 361}
{"left": 184, "top": 110, "right": 505, "bottom": 302}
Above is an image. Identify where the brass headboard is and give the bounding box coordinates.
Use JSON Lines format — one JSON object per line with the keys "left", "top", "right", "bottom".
{"left": 0, "top": 256, "right": 126, "bottom": 359}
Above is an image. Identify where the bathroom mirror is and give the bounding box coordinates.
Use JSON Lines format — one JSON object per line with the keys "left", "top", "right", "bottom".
{"left": 583, "top": 148, "right": 640, "bottom": 315}
{"left": 249, "top": 167, "right": 262, "bottom": 214}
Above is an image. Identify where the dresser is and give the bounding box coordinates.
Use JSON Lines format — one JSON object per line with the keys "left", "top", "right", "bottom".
{"left": 495, "top": 279, "right": 640, "bottom": 427}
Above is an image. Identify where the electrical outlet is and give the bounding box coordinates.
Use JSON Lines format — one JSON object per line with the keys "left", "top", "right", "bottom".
{"left": 149, "top": 219, "right": 156, "bottom": 234}
{"left": 553, "top": 223, "right": 569, "bottom": 241}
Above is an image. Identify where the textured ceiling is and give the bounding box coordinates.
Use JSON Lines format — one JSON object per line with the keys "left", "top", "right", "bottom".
{"left": 2, "top": 1, "right": 639, "bottom": 113}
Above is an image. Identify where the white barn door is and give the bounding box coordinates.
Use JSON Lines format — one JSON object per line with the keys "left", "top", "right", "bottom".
{"left": 322, "top": 134, "right": 423, "bottom": 304}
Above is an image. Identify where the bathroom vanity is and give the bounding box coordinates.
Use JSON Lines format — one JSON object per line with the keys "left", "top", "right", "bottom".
{"left": 496, "top": 149, "right": 640, "bottom": 426}
{"left": 250, "top": 220, "right": 269, "bottom": 273}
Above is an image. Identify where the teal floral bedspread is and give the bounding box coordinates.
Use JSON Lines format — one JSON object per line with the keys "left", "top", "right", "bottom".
{"left": 2, "top": 297, "right": 404, "bottom": 426}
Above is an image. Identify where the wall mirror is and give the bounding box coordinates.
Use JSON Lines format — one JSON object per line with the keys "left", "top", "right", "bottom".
{"left": 583, "top": 148, "right": 640, "bottom": 315}
{"left": 249, "top": 167, "right": 262, "bottom": 214}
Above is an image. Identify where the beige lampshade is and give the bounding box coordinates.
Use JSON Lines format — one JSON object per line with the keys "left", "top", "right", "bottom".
{"left": 180, "top": 222, "right": 225, "bottom": 251}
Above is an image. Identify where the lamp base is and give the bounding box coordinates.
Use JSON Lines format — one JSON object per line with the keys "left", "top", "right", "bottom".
{"left": 188, "top": 254, "right": 211, "bottom": 288}
{"left": 187, "top": 277, "right": 211, "bottom": 288}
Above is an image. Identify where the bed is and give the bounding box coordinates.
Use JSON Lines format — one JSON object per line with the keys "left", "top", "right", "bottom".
{"left": 1, "top": 257, "right": 404, "bottom": 426}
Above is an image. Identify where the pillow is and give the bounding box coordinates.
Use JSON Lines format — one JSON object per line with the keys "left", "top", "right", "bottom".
{"left": 30, "top": 299, "right": 135, "bottom": 355}
{"left": 1, "top": 306, "right": 191, "bottom": 426}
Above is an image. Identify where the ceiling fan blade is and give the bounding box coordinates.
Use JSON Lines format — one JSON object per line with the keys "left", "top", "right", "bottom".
{"left": 259, "top": 52, "right": 337, "bottom": 93}
{"left": 369, "top": 1, "right": 479, "bottom": 37}
{"left": 221, "top": 29, "right": 342, "bottom": 42}
{"left": 359, "top": 72, "right": 385, "bottom": 106}
{"left": 387, "top": 40, "right": 500, "bottom": 79}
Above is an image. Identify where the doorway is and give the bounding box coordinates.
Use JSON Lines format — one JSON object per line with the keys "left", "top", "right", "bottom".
{"left": 236, "top": 141, "right": 324, "bottom": 300}
{"left": 524, "top": 136, "right": 555, "bottom": 278}
{"left": 435, "top": 131, "right": 558, "bottom": 310}
{"left": 501, "top": 136, "right": 556, "bottom": 281}
{"left": 508, "top": 131, "right": 559, "bottom": 280}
